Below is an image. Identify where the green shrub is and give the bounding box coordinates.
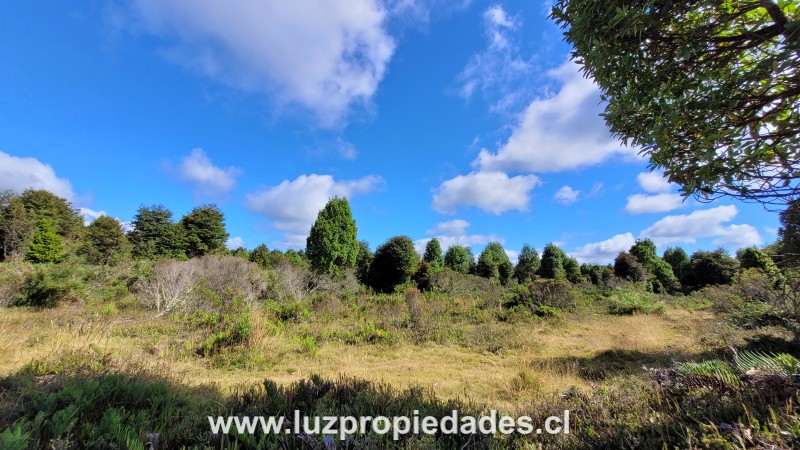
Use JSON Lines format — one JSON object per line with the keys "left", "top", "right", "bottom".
{"left": 607, "top": 290, "right": 666, "bottom": 315}
{"left": 514, "top": 278, "right": 576, "bottom": 311}
{"left": 15, "top": 264, "right": 83, "bottom": 308}
{"left": 178, "top": 287, "right": 251, "bottom": 357}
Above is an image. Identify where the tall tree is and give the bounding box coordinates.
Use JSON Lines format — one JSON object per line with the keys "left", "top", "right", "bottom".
{"left": 630, "top": 239, "right": 679, "bottom": 293}
{"left": 443, "top": 245, "right": 473, "bottom": 274}
{"left": 689, "top": 249, "right": 740, "bottom": 288}
{"left": 422, "top": 238, "right": 444, "bottom": 272}
{"left": 19, "top": 189, "right": 82, "bottom": 238}
{"left": 25, "top": 217, "right": 63, "bottom": 263}
{"left": 514, "top": 244, "right": 541, "bottom": 283}
{"left": 0, "top": 193, "right": 36, "bottom": 260}
{"left": 128, "top": 205, "right": 184, "bottom": 259}
{"left": 475, "top": 242, "right": 514, "bottom": 284}
{"left": 81, "top": 216, "right": 131, "bottom": 265}
{"left": 355, "top": 240, "right": 373, "bottom": 285}
{"left": 248, "top": 243, "right": 271, "bottom": 269}
{"left": 179, "top": 204, "right": 228, "bottom": 258}
{"left": 368, "top": 236, "right": 419, "bottom": 293}
{"left": 614, "top": 251, "right": 647, "bottom": 282}
{"left": 779, "top": 199, "right": 800, "bottom": 266}
{"left": 663, "top": 247, "right": 690, "bottom": 282}
{"left": 306, "top": 197, "right": 358, "bottom": 276}
{"left": 552, "top": 1, "right": 800, "bottom": 205}
{"left": 538, "top": 243, "right": 567, "bottom": 279}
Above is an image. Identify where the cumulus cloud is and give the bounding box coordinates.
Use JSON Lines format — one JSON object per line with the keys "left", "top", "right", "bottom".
{"left": 226, "top": 236, "right": 245, "bottom": 250}
{"left": 128, "top": 0, "right": 395, "bottom": 126}
{"left": 640, "top": 205, "right": 762, "bottom": 249}
{"left": 431, "top": 171, "right": 540, "bottom": 215}
{"left": 175, "top": 148, "right": 242, "bottom": 196}
{"left": 472, "top": 61, "right": 637, "bottom": 172}
{"left": 79, "top": 207, "right": 107, "bottom": 225}
{"left": 414, "top": 219, "right": 502, "bottom": 254}
{"left": 245, "top": 174, "right": 383, "bottom": 248}
{"left": 0, "top": 151, "right": 75, "bottom": 200}
{"left": 457, "top": 4, "right": 532, "bottom": 112}
{"left": 637, "top": 171, "right": 672, "bottom": 193}
{"left": 554, "top": 185, "right": 580, "bottom": 204}
{"left": 571, "top": 232, "right": 636, "bottom": 264}
{"left": 625, "top": 193, "right": 685, "bottom": 214}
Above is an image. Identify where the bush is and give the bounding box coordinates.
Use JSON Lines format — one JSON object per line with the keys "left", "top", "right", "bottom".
{"left": 606, "top": 290, "right": 666, "bottom": 315}
{"left": 180, "top": 287, "right": 251, "bottom": 357}
{"left": 15, "top": 264, "right": 83, "bottom": 308}
{"left": 514, "top": 279, "right": 577, "bottom": 311}
{"left": 0, "top": 261, "right": 29, "bottom": 307}
{"left": 136, "top": 255, "right": 263, "bottom": 315}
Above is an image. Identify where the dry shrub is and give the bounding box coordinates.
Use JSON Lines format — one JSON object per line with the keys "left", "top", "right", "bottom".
{"left": 0, "top": 260, "right": 30, "bottom": 307}
{"left": 428, "top": 269, "right": 503, "bottom": 305}
{"left": 137, "top": 259, "right": 197, "bottom": 315}
{"left": 137, "top": 256, "right": 263, "bottom": 314}
{"left": 266, "top": 262, "right": 314, "bottom": 303}
{"left": 734, "top": 268, "right": 783, "bottom": 308}
{"left": 521, "top": 279, "right": 576, "bottom": 310}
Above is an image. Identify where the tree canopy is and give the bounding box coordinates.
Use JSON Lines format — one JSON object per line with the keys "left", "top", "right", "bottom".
{"left": 444, "top": 245, "right": 473, "bottom": 275}
{"left": 551, "top": 0, "right": 800, "bottom": 205}
{"left": 306, "top": 197, "right": 359, "bottom": 276}
{"left": 179, "top": 204, "right": 228, "bottom": 258}
{"left": 368, "top": 235, "right": 419, "bottom": 293}
{"left": 475, "top": 242, "right": 513, "bottom": 285}
{"left": 422, "top": 238, "right": 444, "bottom": 272}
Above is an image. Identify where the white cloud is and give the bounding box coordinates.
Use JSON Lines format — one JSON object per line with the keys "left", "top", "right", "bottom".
{"left": 571, "top": 232, "right": 635, "bottom": 264}
{"left": 336, "top": 138, "right": 358, "bottom": 160}
{"left": 472, "top": 61, "right": 637, "bottom": 172}
{"left": 245, "top": 174, "right": 383, "bottom": 248}
{"left": 129, "top": 0, "right": 395, "bottom": 126}
{"left": 636, "top": 171, "right": 672, "bottom": 193}
{"left": 226, "top": 236, "right": 245, "bottom": 250}
{"left": 176, "top": 148, "right": 242, "bottom": 196}
{"left": 625, "top": 193, "right": 685, "bottom": 214}
{"left": 457, "top": 5, "right": 532, "bottom": 112}
{"left": 713, "top": 224, "right": 763, "bottom": 249}
{"left": 640, "top": 205, "right": 762, "bottom": 249}
{"left": 431, "top": 171, "right": 540, "bottom": 215}
{"left": 554, "top": 185, "right": 580, "bottom": 204}
{"left": 414, "top": 219, "right": 502, "bottom": 253}
{"left": 0, "top": 151, "right": 75, "bottom": 200}
{"left": 505, "top": 249, "right": 519, "bottom": 265}
{"left": 79, "top": 207, "right": 107, "bottom": 225}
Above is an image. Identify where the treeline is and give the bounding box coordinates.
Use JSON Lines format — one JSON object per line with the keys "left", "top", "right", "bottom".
{"left": 1, "top": 189, "right": 798, "bottom": 297}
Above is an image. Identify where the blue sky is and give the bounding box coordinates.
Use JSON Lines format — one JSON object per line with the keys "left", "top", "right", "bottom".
{"left": 0, "top": 0, "right": 780, "bottom": 264}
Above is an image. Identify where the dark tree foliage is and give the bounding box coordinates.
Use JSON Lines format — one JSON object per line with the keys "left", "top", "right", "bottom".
{"left": 19, "top": 189, "right": 83, "bottom": 238}
{"left": 230, "top": 247, "right": 249, "bottom": 259}
{"left": 538, "top": 243, "right": 567, "bottom": 280}
{"left": 306, "top": 197, "right": 358, "bottom": 276}
{"left": 614, "top": 251, "right": 647, "bottom": 282}
{"left": 663, "top": 247, "right": 690, "bottom": 282}
{"left": 630, "top": 239, "right": 679, "bottom": 293}
{"left": 129, "top": 205, "right": 185, "bottom": 259}
{"left": 444, "top": 245, "right": 473, "bottom": 275}
{"left": 422, "top": 238, "right": 444, "bottom": 272}
{"left": 475, "top": 242, "right": 514, "bottom": 285}
{"left": 581, "top": 263, "right": 606, "bottom": 285}
{"left": 779, "top": 198, "right": 800, "bottom": 265}
{"left": 249, "top": 244, "right": 270, "bottom": 269}
{"left": 514, "top": 244, "right": 541, "bottom": 283}
{"left": 0, "top": 193, "right": 36, "bottom": 260}
{"left": 81, "top": 216, "right": 131, "bottom": 265}
{"left": 552, "top": 1, "right": 800, "bottom": 205}
{"left": 25, "top": 217, "right": 63, "bottom": 263}
{"left": 737, "top": 246, "right": 783, "bottom": 284}
{"left": 690, "top": 249, "right": 740, "bottom": 288}
{"left": 355, "top": 240, "right": 373, "bottom": 285}
{"left": 179, "top": 204, "right": 228, "bottom": 258}
{"left": 563, "top": 256, "right": 582, "bottom": 284}
{"left": 368, "top": 236, "right": 419, "bottom": 293}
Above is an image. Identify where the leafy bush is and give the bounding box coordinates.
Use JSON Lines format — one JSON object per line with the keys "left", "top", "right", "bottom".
{"left": 15, "top": 263, "right": 83, "bottom": 308}
{"left": 514, "top": 278, "right": 576, "bottom": 311}
{"left": 606, "top": 290, "right": 666, "bottom": 315}
{"left": 179, "top": 286, "right": 251, "bottom": 357}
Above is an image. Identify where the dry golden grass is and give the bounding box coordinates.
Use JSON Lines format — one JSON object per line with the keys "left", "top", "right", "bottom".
{"left": 0, "top": 302, "right": 716, "bottom": 411}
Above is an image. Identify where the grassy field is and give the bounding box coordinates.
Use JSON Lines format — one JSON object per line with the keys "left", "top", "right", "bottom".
{"left": 2, "top": 260, "right": 799, "bottom": 448}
